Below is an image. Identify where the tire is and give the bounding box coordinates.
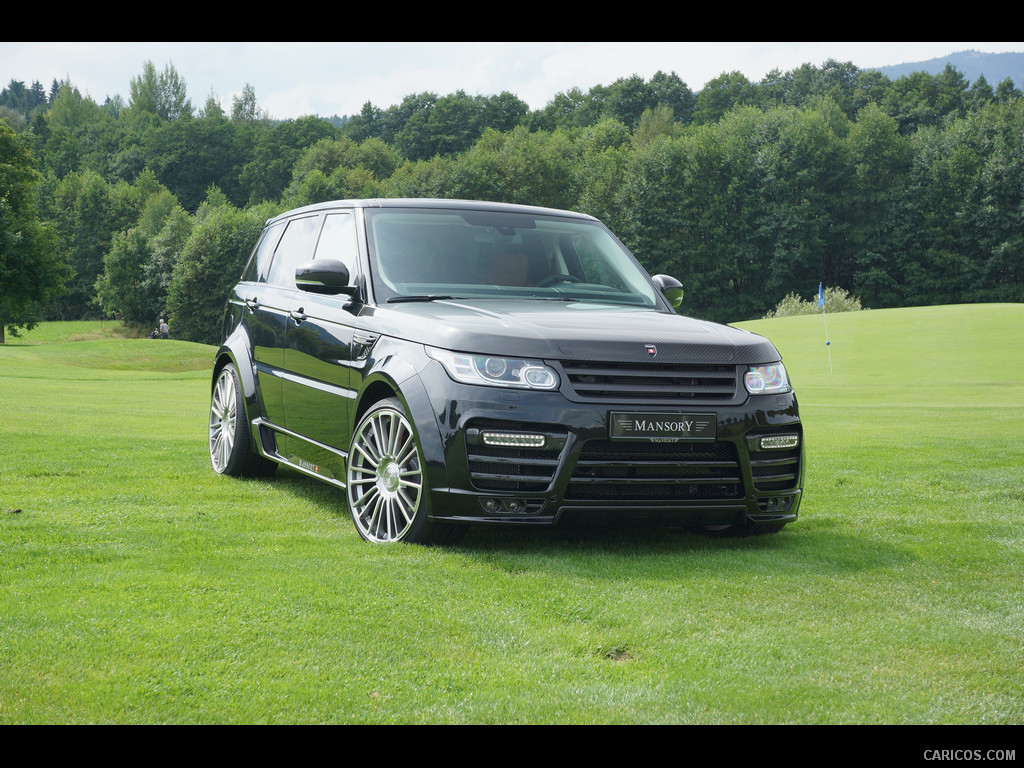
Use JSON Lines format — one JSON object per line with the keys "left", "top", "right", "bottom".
{"left": 209, "top": 363, "right": 277, "bottom": 478}
{"left": 346, "top": 398, "right": 462, "bottom": 545}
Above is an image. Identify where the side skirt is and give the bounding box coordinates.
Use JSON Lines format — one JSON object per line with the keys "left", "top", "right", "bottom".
{"left": 252, "top": 417, "right": 349, "bottom": 490}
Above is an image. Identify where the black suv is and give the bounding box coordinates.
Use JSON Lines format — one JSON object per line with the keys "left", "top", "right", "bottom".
{"left": 209, "top": 199, "right": 803, "bottom": 543}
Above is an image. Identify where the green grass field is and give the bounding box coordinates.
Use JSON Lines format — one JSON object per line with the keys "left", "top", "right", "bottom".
{"left": 1, "top": 306, "right": 1022, "bottom": 724}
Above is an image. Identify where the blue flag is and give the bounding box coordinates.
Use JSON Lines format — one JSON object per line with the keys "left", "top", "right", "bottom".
{"left": 818, "top": 283, "right": 825, "bottom": 308}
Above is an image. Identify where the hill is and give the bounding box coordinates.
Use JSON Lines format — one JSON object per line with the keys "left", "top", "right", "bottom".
{"left": 873, "top": 49, "right": 1024, "bottom": 84}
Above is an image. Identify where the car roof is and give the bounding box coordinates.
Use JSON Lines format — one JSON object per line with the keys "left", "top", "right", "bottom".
{"left": 265, "top": 198, "right": 599, "bottom": 226}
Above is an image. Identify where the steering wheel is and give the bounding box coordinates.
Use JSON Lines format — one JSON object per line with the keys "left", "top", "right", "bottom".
{"left": 536, "top": 273, "right": 583, "bottom": 287}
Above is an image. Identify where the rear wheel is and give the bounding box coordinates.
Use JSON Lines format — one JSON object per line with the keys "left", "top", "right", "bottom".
{"left": 209, "top": 363, "right": 276, "bottom": 478}
{"left": 346, "top": 398, "right": 462, "bottom": 545}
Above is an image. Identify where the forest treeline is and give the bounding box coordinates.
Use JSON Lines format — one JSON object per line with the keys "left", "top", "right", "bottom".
{"left": 1, "top": 59, "right": 1022, "bottom": 343}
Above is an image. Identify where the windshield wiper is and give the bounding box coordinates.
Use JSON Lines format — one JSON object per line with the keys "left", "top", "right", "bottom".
{"left": 387, "top": 294, "right": 462, "bottom": 303}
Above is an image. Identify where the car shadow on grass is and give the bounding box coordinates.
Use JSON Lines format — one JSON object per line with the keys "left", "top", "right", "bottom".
{"left": 265, "top": 466, "right": 904, "bottom": 576}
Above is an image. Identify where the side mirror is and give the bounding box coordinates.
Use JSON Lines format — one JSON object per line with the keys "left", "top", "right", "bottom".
{"left": 652, "top": 274, "right": 684, "bottom": 308}
{"left": 295, "top": 259, "right": 357, "bottom": 296}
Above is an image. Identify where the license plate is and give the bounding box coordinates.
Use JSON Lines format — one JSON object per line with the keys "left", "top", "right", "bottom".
{"left": 609, "top": 412, "right": 717, "bottom": 441}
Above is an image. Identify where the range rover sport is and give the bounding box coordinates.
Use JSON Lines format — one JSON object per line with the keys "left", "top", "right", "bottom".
{"left": 209, "top": 199, "right": 803, "bottom": 544}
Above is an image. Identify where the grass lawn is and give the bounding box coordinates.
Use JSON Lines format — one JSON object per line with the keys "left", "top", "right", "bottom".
{"left": 0, "top": 308, "right": 1022, "bottom": 725}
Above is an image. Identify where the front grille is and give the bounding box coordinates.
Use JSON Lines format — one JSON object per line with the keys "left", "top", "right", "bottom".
{"left": 566, "top": 440, "right": 744, "bottom": 502}
{"left": 559, "top": 361, "right": 739, "bottom": 404}
{"left": 465, "top": 421, "right": 568, "bottom": 492}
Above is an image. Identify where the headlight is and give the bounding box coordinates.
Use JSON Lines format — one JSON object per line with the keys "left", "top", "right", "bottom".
{"left": 744, "top": 363, "right": 790, "bottom": 394}
{"left": 426, "top": 348, "right": 560, "bottom": 390}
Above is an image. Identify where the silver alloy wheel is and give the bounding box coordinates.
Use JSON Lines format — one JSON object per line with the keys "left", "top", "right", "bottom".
{"left": 347, "top": 405, "right": 423, "bottom": 542}
{"left": 209, "top": 367, "right": 238, "bottom": 473}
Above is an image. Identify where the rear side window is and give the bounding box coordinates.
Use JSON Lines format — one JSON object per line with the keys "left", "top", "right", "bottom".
{"left": 266, "top": 215, "right": 321, "bottom": 288}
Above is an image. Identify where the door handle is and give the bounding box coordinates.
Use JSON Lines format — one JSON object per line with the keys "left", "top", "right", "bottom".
{"left": 244, "top": 297, "right": 260, "bottom": 313}
{"left": 290, "top": 308, "right": 307, "bottom": 324}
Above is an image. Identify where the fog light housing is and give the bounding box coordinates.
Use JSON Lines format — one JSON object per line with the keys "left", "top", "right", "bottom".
{"left": 757, "top": 496, "right": 794, "bottom": 513}
{"left": 481, "top": 498, "right": 503, "bottom": 514}
{"left": 479, "top": 497, "right": 531, "bottom": 515}
{"left": 759, "top": 434, "right": 800, "bottom": 450}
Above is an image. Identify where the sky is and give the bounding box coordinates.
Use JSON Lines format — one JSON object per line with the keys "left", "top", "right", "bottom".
{"left": 3, "top": 42, "right": 1022, "bottom": 120}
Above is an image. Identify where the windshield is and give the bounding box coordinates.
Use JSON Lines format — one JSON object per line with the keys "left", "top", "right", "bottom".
{"left": 364, "top": 208, "right": 660, "bottom": 306}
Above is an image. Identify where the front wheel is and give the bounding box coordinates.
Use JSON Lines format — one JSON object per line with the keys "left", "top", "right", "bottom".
{"left": 209, "top": 363, "right": 276, "bottom": 478}
{"left": 346, "top": 398, "right": 462, "bottom": 545}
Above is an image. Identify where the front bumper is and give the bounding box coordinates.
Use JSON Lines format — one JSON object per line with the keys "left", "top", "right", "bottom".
{"left": 413, "top": 363, "right": 804, "bottom": 528}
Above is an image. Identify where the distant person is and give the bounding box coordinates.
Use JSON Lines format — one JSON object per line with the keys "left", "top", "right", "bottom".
{"left": 159, "top": 319, "right": 169, "bottom": 339}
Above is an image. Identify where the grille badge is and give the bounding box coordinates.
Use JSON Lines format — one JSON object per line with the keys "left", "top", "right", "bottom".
{"left": 645, "top": 344, "right": 657, "bottom": 357}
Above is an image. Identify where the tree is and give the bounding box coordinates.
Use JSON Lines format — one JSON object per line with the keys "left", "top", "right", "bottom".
{"left": 166, "top": 198, "right": 277, "bottom": 344}
{"left": 94, "top": 186, "right": 191, "bottom": 327}
{"left": 342, "top": 101, "right": 385, "bottom": 143}
{"left": 128, "top": 61, "right": 193, "bottom": 121}
{"left": 36, "top": 82, "right": 112, "bottom": 178}
{"left": 44, "top": 171, "right": 118, "bottom": 318}
{"left": 994, "top": 77, "right": 1022, "bottom": 104}
{"left": 394, "top": 90, "right": 528, "bottom": 160}
{"left": 0, "top": 120, "right": 69, "bottom": 342}
{"left": 846, "top": 103, "right": 912, "bottom": 307}
{"left": 0, "top": 107, "right": 26, "bottom": 133}
{"left": 693, "top": 72, "right": 757, "bottom": 124}
{"left": 281, "top": 135, "right": 399, "bottom": 207}
{"left": 632, "top": 105, "right": 681, "bottom": 146}
{"left": 457, "top": 125, "right": 576, "bottom": 209}
{"left": 531, "top": 86, "right": 603, "bottom": 130}
{"left": 1, "top": 79, "right": 48, "bottom": 122}
{"left": 238, "top": 115, "right": 337, "bottom": 205}
{"left": 231, "top": 84, "right": 270, "bottom": 124}
{"left": 968, "top": 75, "right": 995, "bottom": 110}
{"left": 144, "top": 109, "right": 247, "bottom": 210}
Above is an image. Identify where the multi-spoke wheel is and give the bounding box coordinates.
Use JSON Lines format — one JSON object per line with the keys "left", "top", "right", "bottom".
{"left": 346, "top": 398, "right": 461, "bottom": 544}
{"left": 209, "top": 363, "right": 276, "bottom": 477}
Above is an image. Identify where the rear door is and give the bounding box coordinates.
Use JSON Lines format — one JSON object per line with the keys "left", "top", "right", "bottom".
{"left": 251, "top": 213, "right": 322, "bottom": 428}
{"left": 281, "top": 211, "right": 361, "bottom": 481}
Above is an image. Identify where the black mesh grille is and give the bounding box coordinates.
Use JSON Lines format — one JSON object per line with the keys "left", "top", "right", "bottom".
{"left": 559, "top": 361, "right": 739, "bottom": 404}
{"left": 567, "top": 440, "right": 744, "bottom": 501}
{"left": 749, "top": 449, "right": 801, "bottom": 492}
{"left": 465, "top": 421, "right": 568, "bottom": 492}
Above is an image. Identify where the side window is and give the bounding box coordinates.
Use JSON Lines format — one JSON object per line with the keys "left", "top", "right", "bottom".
{"left": 314, "top": 212, "right": 359, "bottom": 275}
{"left": 266, "top": 215, "right": 321, "bottom": 288}
{"left": 242, "top": 221, "right": 284, "bottom": 283}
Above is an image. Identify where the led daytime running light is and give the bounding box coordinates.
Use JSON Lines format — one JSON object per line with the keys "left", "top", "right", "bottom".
{"left": 481, "top": 431, "right": 546, "bottom": 448}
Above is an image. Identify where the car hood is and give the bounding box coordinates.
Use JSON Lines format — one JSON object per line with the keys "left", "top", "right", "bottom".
{"left": 368, "top": 299, "right": 780, "bottom": 364}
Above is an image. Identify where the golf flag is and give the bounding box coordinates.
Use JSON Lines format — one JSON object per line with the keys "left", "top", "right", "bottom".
{"left": 819, "top": 282, "right": 832, "bottom": 373}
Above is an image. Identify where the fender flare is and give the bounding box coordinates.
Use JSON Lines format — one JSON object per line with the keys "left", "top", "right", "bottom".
{"left": 213, "top": 324, "right": 261, "bottom": 423}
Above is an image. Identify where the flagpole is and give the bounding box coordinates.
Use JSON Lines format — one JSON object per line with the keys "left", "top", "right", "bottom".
{"left": 819, "top": 283, "right": 832, "bottom": 374}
